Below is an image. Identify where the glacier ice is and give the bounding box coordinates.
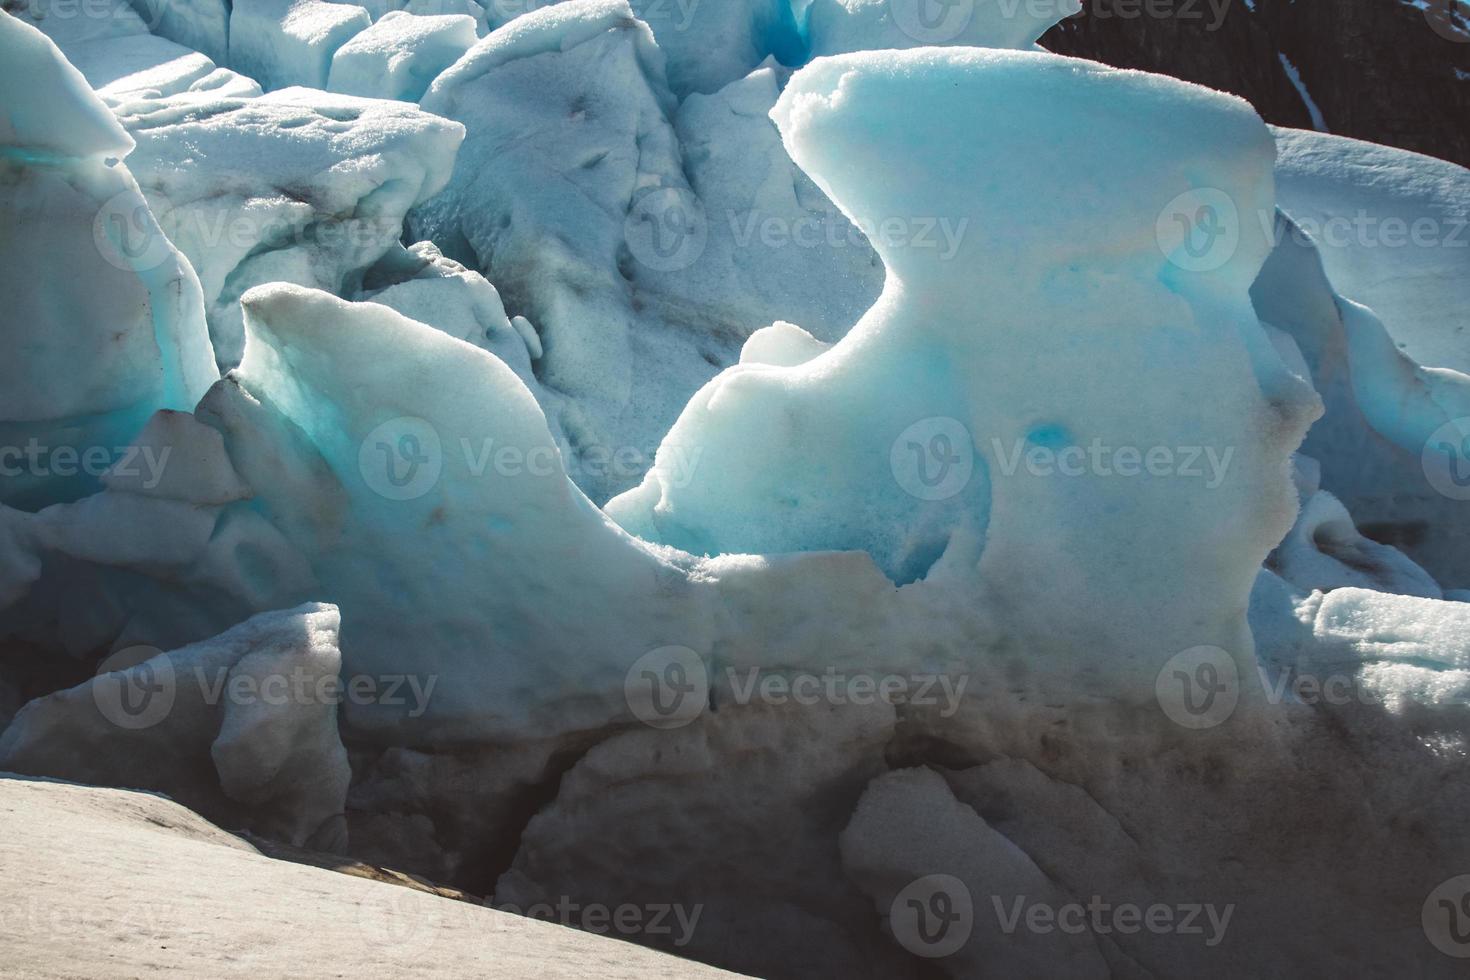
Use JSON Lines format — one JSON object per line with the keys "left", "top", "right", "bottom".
{"left": 327, "top": 10, "right": 477, "bottom": 102}
{"left": 0, "top": 603, "right": 350, "bottom": 848}
{"left": 229, "top": 0, "right": 372, "bottom": 91}
{"left": 110, "top": 84, "right": 462, "bottom": 368}
{"left": 2, "top": 4, "right": 1469, "bottom": 977}
{"left": 0, "top": 10, "right": 218, "bottom": 509}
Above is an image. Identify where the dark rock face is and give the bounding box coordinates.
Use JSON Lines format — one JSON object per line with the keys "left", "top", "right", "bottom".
{"left": 1043, "top": 0, "right": 1470, "bottom": 167}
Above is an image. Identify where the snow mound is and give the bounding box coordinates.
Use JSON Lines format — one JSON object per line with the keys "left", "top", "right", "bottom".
{"left": 229, "top": 0, "right": 373, "bottom": 91}
{"left": 1271, "top": 127, "right": 1470, "bottom": 376}
{"left": 0, "top": 10, "right": 218, "bottom": 510}
{"left": 111, "top": 85, "right": 462, "bottom": 368}
{"left": 328, "top": 10, "right": 477, "bottom": 102}
{"left": 0, "top": 604, "right": 350, "bottom": 847}
{"left": 0, "top": 775, "right": 742, "bottom": 978}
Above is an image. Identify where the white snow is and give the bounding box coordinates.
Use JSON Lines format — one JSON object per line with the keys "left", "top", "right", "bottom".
{"left": 229, "top": 0, "right": 373, "bottom": 91}
{"left": 327, "top": 10, "right": 477, "bottom": 102}
{"left": 111, "top": 85, "right": 463, "bottom": 368}
{"left": 0, "top": 775, "right": 741, "bottom": 978}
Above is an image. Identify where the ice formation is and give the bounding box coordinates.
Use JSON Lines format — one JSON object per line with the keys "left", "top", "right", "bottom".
{"left": 0, "top": 11, "right": 218, "bottom": 509}
{"left": 0, "top": 604, "right": 349, "bottom": 847}
{"left": 3, "top": 1, "right": 1470, "bottom": 976}
{"left": 327, "top": 10, "right": 478, "bottom": 102}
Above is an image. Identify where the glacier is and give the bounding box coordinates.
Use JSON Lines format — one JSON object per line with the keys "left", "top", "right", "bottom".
{"left": 1, "top": 1, "right": 1469, "bottom": 977}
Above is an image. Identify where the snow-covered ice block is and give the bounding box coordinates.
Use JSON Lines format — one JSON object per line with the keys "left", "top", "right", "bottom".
{"left": 413, "top": 0, "right": 700, "bottom": 498}
{"left": 112, "top": 86, "right": 463, "bottom": 368}
{"left": 483, "top": 0, "right": 803, "bottom": 97}
{"left": 63, "top": 33, "right": 263, "bottom": 102}
{"left": 327, "top": 10, "right": 477, "bottom": 101}
{"left": 229, "top": 0, "right": 372, "bottom": 90}
{"left": 203, "top": 283, "right": 712, "bottom": 740}
{"left": 1252, "top": 208, "right": 1470, "bottom": 587}
{"left": 804, "top": 0, "right": 1081, "bottom": 58}
{"left": 610, "top": 47, "right": 1319, "bottom": 714}
{"left": 0, "top": 603, "right": 350, "bottom": 847}
{"left": 0, "top": 11, "right": 218, "bottom": 509}
{"left": 1271, "top": 127, "right": 1470, "bottom": 377}
{"left": 1269, "top": 489, "right": 1441, "bottom": 598}
{"left": 654, "top": 61, "right": 882, "bottom": 347}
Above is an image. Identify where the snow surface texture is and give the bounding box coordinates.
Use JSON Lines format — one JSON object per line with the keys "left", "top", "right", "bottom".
{"left": 0, "top": 776, "right": 742, "bottom": 978}
{"left": 0, "top": 11, "right": 218, "bottom": 510}
{"left": 327, "top": 10, "right": 477, "bottom": 102}
{"left": 113, "top": 85, "right": 463, "bottom": 369}
{"left": 229, "top": 0, "right": 372, "bottom": 91}
{"left": 0, "top": 604, "right": 349, "bottom": 847}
